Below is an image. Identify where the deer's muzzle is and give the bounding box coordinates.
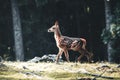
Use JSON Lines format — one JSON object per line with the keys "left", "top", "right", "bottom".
{"left": 48, "top": 29, "right": 51, "bottom": 32}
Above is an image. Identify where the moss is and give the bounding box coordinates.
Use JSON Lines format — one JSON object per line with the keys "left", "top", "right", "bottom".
{"left": 0, "top": 64, "right": 8, "bottom": 71}
{"left": 46, "top": 72, "right": 92, "bottom": 80}
{"left": 0, "top": 77, "right": 31, "bottom": 80}
{"left": 1, "top": 62, "right": 120, "bottom": 80}
{"left": 0, "top": 66, "right": 18, "bottom": 75}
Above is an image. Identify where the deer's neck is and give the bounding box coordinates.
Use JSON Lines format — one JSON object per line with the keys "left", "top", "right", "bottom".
{"left": 54, "top": 28, "right": 62, "bottom": 41}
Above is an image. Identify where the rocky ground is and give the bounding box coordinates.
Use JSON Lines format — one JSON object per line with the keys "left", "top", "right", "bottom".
{"left": 0, "top": 61, "right": 120, "bottom": 80}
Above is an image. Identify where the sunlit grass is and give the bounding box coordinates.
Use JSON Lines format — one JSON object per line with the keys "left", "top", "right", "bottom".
{"left": 0, "top": 61, "right": 120, "bottom": 80}
{"left": 45, "top": 72, "right": 92, "bottom": 80}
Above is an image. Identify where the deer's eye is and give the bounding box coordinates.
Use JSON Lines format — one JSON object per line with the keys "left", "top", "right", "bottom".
{"left": 53, "top": 28, "right": 55, "bottom": 29}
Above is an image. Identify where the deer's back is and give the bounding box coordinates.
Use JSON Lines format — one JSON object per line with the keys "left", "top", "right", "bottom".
{"left": 58, "top": 36, "right": 83, "bottom": 50}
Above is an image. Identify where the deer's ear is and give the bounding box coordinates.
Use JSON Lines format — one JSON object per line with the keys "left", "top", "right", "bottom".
{"left": 55, "top": 21, "right": 59, "bottom": 25}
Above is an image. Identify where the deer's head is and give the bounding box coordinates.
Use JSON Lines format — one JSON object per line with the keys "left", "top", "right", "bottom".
{"left": 48, "top": 21, "right": 59, "bottom": 32}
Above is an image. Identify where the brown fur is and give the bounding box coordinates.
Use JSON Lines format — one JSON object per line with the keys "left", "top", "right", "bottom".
{"left": 48, "top": 21, "right": 93, "bottom": 63}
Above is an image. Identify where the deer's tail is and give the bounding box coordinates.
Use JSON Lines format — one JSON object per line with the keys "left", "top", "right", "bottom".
{"left": 80, "top": 38, "right": 86, "bottom": 49}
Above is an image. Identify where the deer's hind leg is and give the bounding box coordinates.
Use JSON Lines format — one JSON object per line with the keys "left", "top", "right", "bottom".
{"left": 56, "top": 49, "right": 63, "bottom": 63}
{"left": 86, "top": 52, "right": 93, "bottom": 63}
{"left": 77, "top": 50, "right": 84, "bottom": 62}
{"left": 86, "top": 54, "right": 91, "bottom": 62}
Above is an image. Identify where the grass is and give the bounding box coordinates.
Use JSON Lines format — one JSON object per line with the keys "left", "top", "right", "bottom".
{"left": 0, "top": 62, "right": 120, "bottom": 80}
{"left": 46, "top": 72, "right": 92, "bottom": 80}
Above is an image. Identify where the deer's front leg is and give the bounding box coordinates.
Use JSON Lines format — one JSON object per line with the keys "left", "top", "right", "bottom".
{"left": 56, "top": 49, "right": 63, "bottom": 63}
{"left": 64, "top": 50, "right": 70, "bottom": 62}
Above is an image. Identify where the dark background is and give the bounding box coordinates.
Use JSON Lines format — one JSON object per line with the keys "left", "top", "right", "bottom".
{"left": 0, "top": 0, "right": 118, "bottom": 61}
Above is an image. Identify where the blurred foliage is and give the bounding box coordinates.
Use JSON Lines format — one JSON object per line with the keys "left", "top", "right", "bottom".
{"left": 101, "top": 24, "right": 120, "bottom": 45}
{"left": 101, "top": 3, "right": 120, "bottom": 45}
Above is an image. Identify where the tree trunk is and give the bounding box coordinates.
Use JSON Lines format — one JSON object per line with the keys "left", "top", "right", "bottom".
{"left": 104, "top": 0, "right": 113, "bottom": 62}
{"left": 11, "top": 0, "right": 24, "bottom": 61}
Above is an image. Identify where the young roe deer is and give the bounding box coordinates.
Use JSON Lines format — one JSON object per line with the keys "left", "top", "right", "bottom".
{"left": 48, "top": 21, "right": 93, "bottom": 63}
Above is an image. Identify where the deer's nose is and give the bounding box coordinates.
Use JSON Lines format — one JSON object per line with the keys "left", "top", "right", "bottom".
{"left": 48, "top": 29, "right": 51, "bottom": 32}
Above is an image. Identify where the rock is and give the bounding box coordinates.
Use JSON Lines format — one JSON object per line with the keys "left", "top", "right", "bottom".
{"left": 23, "top": 66, "right": 29, "bottom": 70}
{"left": 0, "top": 63, "right": 8, "bottom": 71}
{"left": 28, "top": 54, "right": 63, "bottom": 63}
{"left": 0, "top": 63, "right": 5, "bottom": 67}
{"left": 28, "top": 57, "right": 41, "bottom": 63}
{"left": 0, "top": 56, "right": 3, "bottom": 63}
{"left": 117, "top": 64, "right": 120, "bottom": 68}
